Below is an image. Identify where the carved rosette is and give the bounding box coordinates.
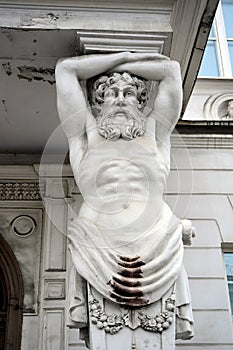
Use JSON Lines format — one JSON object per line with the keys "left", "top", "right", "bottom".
{"left": 11, "top": 215, "right": 36, "bottom": 237}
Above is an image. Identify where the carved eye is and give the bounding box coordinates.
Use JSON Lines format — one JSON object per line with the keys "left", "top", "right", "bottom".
{"left": 125, "top": 90, "right": 136, "bottom": 97}
{"left": 106, "top": 90, "right": 115, "bottom": 97}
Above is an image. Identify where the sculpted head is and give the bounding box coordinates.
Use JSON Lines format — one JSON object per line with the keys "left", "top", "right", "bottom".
{"left": 88, "top": 72, "right": 149, "bottom": 140}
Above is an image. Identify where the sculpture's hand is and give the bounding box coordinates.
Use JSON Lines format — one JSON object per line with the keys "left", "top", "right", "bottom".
{"left": 126, "top": 51, "right": 170, "bottom": 62}
{"left": 107, "top": 52, "right": 170, "bottom": 73}
{"left": 181, "top": 219, "right": 196, "bottom": 246}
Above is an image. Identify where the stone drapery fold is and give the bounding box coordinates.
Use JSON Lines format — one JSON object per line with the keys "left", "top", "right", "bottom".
{"left": 68, "top": 204, "right": 183, "bottom": 307}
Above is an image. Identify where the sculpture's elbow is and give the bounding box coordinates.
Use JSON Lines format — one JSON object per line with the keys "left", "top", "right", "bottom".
{"left": 55, "top": 58, "right": 68, "bottom": 77}
{"left": 166, "top": 60, "right": 181, "bottom": 80}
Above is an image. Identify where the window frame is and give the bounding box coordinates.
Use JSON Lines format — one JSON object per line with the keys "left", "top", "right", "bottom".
{"left": 222, "top": 244, "right": 233, "bottom": 321}
{"left": 199, "top": 0, "right": 233, "bottom": 78}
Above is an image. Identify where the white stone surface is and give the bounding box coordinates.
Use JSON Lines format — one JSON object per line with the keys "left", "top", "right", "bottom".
{"left": 189, "top": 279, "right": 230, "bottom": 310}
{"left": 166, "top": 194, "right": 233, "bottom": 242}
{"left": 176, "top": 346, "right": 233, "bottom": 350}
{"left": 185, "top": 219, "right": 221, "bottom": 247}
{"left": 183, "top": 249, "right": 225, "bottom": 278}
{"left": 167, "top": 169, "right": 233, "bottom": 194}
{"left": 42, "top": 309, "right": 65, "bottom": 350}
{"left": 21, "top": 316, "right": 39, "bottom": 350}
{"left": 178, "top": 310, "right": 233, "bottom": 343}
{"left": 88, "top": 285, "right": 176, "bottom": 350}
{"left": 171, "top": 148, "right": 233, "bottom": 171}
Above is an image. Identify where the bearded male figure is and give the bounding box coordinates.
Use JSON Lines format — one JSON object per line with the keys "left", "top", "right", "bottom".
{"left": 55, "top": 52, "right": 194, "bottom": 344}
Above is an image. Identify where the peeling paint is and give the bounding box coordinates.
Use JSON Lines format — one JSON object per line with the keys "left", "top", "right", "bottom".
{"left": 17, "top": 65, "right": 55, "bottom": 84}
{"left": 2, "top": 62, "right": 13, "bottom": 76}
{"left": 28, "top": 15, "right": 60, "bottom": 29}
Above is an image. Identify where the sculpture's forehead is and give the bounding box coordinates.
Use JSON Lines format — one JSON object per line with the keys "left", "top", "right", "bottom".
{"left": 107, "top": 80, "right": 136, "bottom": 90}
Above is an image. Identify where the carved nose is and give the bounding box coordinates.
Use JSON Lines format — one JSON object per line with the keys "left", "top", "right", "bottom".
{"left": 116, "top": 100, "right": 125, "bottom": 107}
{"left": 116, "top": 92, "right": 126, "bottom": 106}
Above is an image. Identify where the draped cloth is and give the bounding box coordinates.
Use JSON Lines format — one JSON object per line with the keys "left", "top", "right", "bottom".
{"left": 68, "top": 203, "right": 194, "bottom": 339}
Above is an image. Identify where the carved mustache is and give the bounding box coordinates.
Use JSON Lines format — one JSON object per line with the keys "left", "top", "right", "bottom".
{"left": 99, "top": 106, "right": 142, "bottom": 124}
{"left": 101, "top": 107, "right": 131, "bottom": 118}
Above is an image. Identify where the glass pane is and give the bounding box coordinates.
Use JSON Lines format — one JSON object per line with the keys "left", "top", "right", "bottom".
{"left": 228, "top": 41, "right": 233, "bottom": 71}
{"left": 224, "top": 253, "right": 233, "bottom": 313}
{"left": 198, "top": 41, "right": 220, "bottom": 76}
{"left": 228, "top": 283, "right": 233, "bottom": 313}
{"left": 224, "top": 253, "right": 233, "bottom": 280}
{"left": 222, "top": 0, "right": 233, "bottom": 37}
{"left": 209, "top": 24, "right": 216, "bottom": 38}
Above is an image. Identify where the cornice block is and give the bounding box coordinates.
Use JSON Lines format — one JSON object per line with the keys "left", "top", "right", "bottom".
{"left": 76, "top": 30, "right": 172, "bottom": 55}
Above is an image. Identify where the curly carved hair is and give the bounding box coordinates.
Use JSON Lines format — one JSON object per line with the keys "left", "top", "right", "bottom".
{"left": 87, "top": 72, "right": 148, "bottom": 114}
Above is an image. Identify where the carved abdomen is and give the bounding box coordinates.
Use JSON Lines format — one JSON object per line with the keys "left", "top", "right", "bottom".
{"left": 77, "top": 138, "right": 167, "bottom": 204}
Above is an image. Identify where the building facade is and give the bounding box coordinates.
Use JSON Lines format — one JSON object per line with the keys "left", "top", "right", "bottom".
{"left": 1, "top": 0, "right": 233, "bottom": 349}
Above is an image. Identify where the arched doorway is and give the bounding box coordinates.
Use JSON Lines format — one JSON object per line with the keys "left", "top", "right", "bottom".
{"left": 0, "top": 234, "right": 24, "bottom": 350}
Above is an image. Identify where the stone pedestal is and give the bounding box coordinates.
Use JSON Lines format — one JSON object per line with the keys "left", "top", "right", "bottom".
{"left": 88, "top": 285, "right": 176, "bottom": 350}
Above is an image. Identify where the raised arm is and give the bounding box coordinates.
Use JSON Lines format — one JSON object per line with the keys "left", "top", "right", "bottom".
{"left": 55, "top": 52, "right": 128, "bottom": 140}
{"left": 55, "top": 52, "right": 161, "bottom": 140}
{"left": 107, "top": 57, "right": 182, "bottom": 144}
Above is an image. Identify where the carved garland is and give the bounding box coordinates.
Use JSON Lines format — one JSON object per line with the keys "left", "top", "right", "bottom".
{"left": 0, "top": 183, "right": 41, "bottom": 200}
{"left": 89, "top": 292, "right": 175, "bottom": 335}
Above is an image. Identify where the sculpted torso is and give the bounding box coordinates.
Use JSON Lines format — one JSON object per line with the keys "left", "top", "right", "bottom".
{"left": 71, "top": 128, "right": 168, "bottom": 231}
{"left": 55, "top": 56, "right": 179, "bottom": 231}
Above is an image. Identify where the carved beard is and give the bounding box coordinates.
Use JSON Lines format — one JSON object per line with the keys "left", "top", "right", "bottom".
{"left": 96, "top": 107, "right": 146, "bottom": 141}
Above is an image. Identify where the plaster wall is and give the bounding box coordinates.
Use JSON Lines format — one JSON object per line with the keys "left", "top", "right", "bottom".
{"left": 169, "top": 141, "right": 233, "bottom": 349}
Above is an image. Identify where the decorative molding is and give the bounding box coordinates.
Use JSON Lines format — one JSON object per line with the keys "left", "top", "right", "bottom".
{"left": 11, "top": 215, "right": 36, "bottom": 237}
{"left": 42, "top": 309, "right": 65, "bottom": 350}
{"left": 44, "top": 279, "right": 66, "bottom": 300}
{"left": 195, "top": 77, "right": 233, "bottom": 92}
{"left": 0, "top": 2, "right": 172, "bottom": 31}
{"left": 0, "top": 1, "right": 174, "bottom": 12}
{"left": 0, "top": 182, "right": 41, "bottom": 200}
{"left": 77, "top": 30, "right": 171, "bottom": 55}
{"left": 43, "top": 178, "right": 68, "bottom": 199}
{"left": 34, "top": 164, "right": 72, "bottom": 177}
{"left": 204, "top": 93, "right": 233, "bottom": 120}
{"left": 44, "top": 199, "right": 67, "bottom": 271}
{"left": 171, "top": 134, "right": 233, "bottom": 149}
{"left": 0, "top": 165, "right": 38, "bottom": 179}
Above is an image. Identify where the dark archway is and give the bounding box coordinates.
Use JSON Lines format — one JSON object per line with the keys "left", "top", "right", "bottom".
{"left": 0, "top": 234, "right": 24, "bottom": 350}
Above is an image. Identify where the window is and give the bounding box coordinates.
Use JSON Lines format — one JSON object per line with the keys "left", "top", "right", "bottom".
{"left": 199, "top": 0, "right": 233, "bottom": 77}
{"left": 224, "top": 253, "right": 233, "bottom": 314}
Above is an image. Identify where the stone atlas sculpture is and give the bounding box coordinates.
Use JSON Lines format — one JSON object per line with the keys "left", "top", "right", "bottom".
{"left": 55, "top": 52, "right": 195, "bottom": 349}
